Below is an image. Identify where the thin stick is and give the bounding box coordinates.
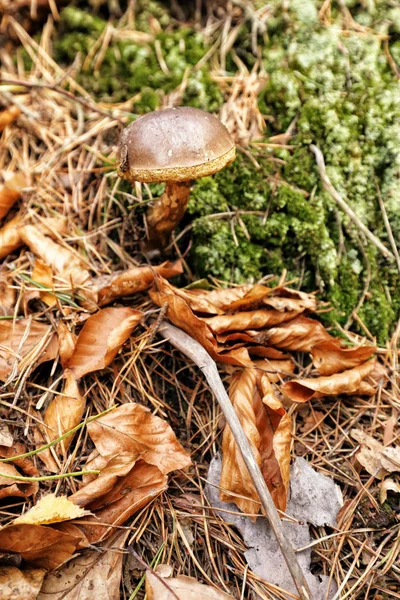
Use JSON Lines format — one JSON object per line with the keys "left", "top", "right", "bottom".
{"left": 375, "top": 178, "right": 400, "bottom": 274}
{"left": 310, "top": 145, "right": 394, "bottom": 261}
{"left": 158, "top": 321, "right": 311, "bottom": 600}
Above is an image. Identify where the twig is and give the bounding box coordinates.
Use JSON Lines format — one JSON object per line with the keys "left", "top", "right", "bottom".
{"left": 310, "top": 145, "right": 395, "bottom": 261}
{"left": 158, "top": 321, "right": 311, "bottom": 600}
{"left": 375, "top": 178, "right": 400, "bottom": 274}
{"left": 126, "top": 545, "right": 180, "bottom": 600}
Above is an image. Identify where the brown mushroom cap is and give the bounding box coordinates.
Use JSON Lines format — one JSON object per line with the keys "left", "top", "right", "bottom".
{"left": 117, "top": 107, "right": 235, "bottom": 183}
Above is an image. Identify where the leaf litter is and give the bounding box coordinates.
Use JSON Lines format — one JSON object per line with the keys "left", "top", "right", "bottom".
{"left": 0, "top": 5, "right": 398, "bottom": 599}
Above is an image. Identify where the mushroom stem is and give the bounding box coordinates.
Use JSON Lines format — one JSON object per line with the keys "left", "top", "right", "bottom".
{"left": 146, "top": 181, "right": 191, "bottom": 247}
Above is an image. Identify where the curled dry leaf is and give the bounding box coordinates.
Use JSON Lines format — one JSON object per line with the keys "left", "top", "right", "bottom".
{"left": 203, "top": 308, "right": 300, "bottom": 335}
{"left": 225, "top": 285, "right": 317, "bottom": 313}
{"left": 282, "top": 359, "right": 376, "bottom": 403}
{"left": 0, "top": 318, "right": 58, "bottom": 381}
{"left": 251, "top": 316, "right": 333, "bottom": 352}
{"left": 0, "top": 461, "right": 38, "bottom": 500}
{"left": 380, "top": 478, "right": 400, "bottom": 504}
{"left": 14, "top": 493, "right": 88, "bottom": 525}
{"left": 165, "top": 283, "right": 252, "bottom": 316}
{"left": 146, "top": 568, "right": 235, "bottom": 600}
{"left": 20, "top": 225, "right": 91, "bottom": 287}
{"left": 0, "top": 523, "right": 86, "bottom": 570}
{"left": 0, "top": 172, "right": 27, "bottom": 220}
{"left": 311, "top": 340, "right": 376, "bottom": 376}
{"left": 150, "top": 277, "right": 251, "bottom": 366}
{"left": 351, "top": 429, "right": 400, "bottom": 479}
{"left": 57, "top": 322, "right": 77, "bottom": 367}
{"left": 39, "top": 371, "right": 85, "bottom": 467}
{"left": 29, "top": 259, "right": 56, "bottom": 307}
{"left": 221, "top": 368, "right": 291, "bottom": 514}
{"left": 97, "top": 259, "right": 182, "bottom": 306}
{"left": 74, "top": 461, "right": 167, "bottom": 544}
{"left": 38, "top": 532, "right": 126, "bottom": 600}
{"left": 252, "top": 358, "right": 295, "bottom": 382}
{"left": 66, "top": 307, "right": 142, "bottom": 379}
{"left": 0, "top": 566, "right": 46, "bottom": 600}
{"left": 0, "top": 271, "right": 15, "bottom": 316}
{"left": 83, "top": 403, "right": 192, "bottom": 475}
{"left": 0, "top": 215, "right": 66, "bottom": 261}
{"left": 0, "top": 106, "right": 20, "bottom": 131}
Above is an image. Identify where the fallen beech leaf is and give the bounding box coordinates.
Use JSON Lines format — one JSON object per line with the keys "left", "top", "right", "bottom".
{"left": 14, "top": 493, "right": 88, "bottom": 525}
{"left": 39, "top": 371, "right": 85, "bottom": 467}
{"left": 0, "top": 523, "right": 86, "bottom": 570}
{"left": 300, "top": 410, "right": 325, "bottom": 434}
{"left": 0, "top": 106, "right": 20, "bottom": 131}
{"left": 82, "top": 403, "right": 191, "bottom": 475}
{"left": 252, "top": 358, "right": 295, "bottom": 381}
{"left": 0, "top": 271, "right": 15, "bottom": 316}
{"left": 75, "top": 461, "right": 167, "bottom": 543}
{"left": 0, "top": 172, "right": 27, "bottom": 220}
{"left": 66, "top": 307, "right": 142, "bottom": 378}
{"left": 0, "top": 566, "right": 45, "bottom": 600}
{"left": 57, "top": 322, "right": 77, "bottom": 367}
{"left": 351, "top": 429, "right": 400, "bottom": 478}
{"left": 146, "top": 569, "right": 234, "bottom": 600}
{"left": 221, "top": 368, "right": 291, "bottom": 514}
{"left": 0, "top": 318, "right": 58, "bottom": 381}
{"left": 203, "top": 308, "right": 300, "bottom": 334}
{"left": 312, "top": 340, "right": 376, "bottom": 376}
{"left": 0, "top": 457, "right": 38, "bottom": 500}
{"left": 30, "top": 259, "right": 56, "bottom": 307}
{"left": 0, "top": 215, "right": 67, "bottom": 261}
{"left": 0, "top": 422, "right": 13, "bottom": 447}
{"left": 252, "top": 316, "right": 333, "bottom": 352}
{"left": 166, "top": 283, "right": 251, "bottom": 315}
{"left": 38, "top": 532, "right": 126, "bottom": 600}
{"left": 97, "top": 260, "right": 182, "bottom": 306}
{"left": 380, "top": 478, "right": 400, "bottom": 503}
{"left": 282, "top": 360, "right": 376, "bottom": 402}
{"left": 150, "top": 278, "right": 251, "bottom": 366}
{"left": 20, "top": 225, "right": 91, "bottom": 287}
{"left": 226, "top": 285, "right": 317, "bottom": 313}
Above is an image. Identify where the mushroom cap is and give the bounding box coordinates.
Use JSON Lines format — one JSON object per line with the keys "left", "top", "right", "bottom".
{"left": 117, "top": 107, "right": 235, "bottom": 183}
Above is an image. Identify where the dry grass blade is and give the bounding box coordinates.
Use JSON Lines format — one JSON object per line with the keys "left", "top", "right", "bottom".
{"left": 0, "top": 172, "right": 27, "bottom": 220}
{"left": 66, "top": 307, "right": 142, "bottom": 378}
{"left": 221, "top": 368, "right": 291, "bottom": 514}
{"left": 0, "top": 319, "right": 58, "bottom": 382}
{"left": 282, "top": 359, "right": 376, "bottom": 402}
{"left": 97, "top": 260, "right": 182, "bottom": 306}
{"left": 0, "top": 566, "right": 45, "bottom": 600}
{"left": 38, "top": 532, "right": 126, "bottom": 600}
{"left": 146, "top": 568, "right": 235, "bottom": 599}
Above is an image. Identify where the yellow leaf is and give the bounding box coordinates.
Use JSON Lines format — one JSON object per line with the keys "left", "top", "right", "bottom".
{"left": 14, "top": 493, "right": 88, "bottom": 525}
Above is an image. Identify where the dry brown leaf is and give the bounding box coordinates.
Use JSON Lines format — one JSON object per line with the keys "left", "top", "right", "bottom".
{"left": 221, "top": 368, "right": 291, "bottom": 514}
{"left": 225, "top": 285, "right": 317, "bottom": 313}
{"left": 97, "top": 260, "right": 182, "bottom": 306}
{"left": 82, "top": 403, "right": 191, "bottom": 475}
{"left": 39, "top": 371, "right": 85, "bottom": 467}
{"left": 150, "top": 277, "right": 251, "bottom": 366}
{"left": 14, "top": 493, "right": 88, "bottom": 525}
{"left": 57, "top": 322, "right": 77, "bottom": 368}
{"left": 282, "top": 360, "right": 376, "bottom": 403}
{"left": 300, "top": 410, "right": 325, "bottom": 434}
{"left": 0, "top": 421, "right": 13, "bottom": 447}
{"left": 66, "top": 307, "right": 142, "bottom": 378}
{"left": 252, "top": 316, "right": 334, "bottom": 352}
{"left": 38, "top": 532, "right": 126, "bottom": 600}
{"left": 146, "top": 568, "right": 234, "bottom": 599}
{"left": 203, "top": 308, "right": 301, "bottom": 334}
{"left": 0, "top": 106, "right": 21, "bottom": 131}
{"left": 0, "top": 461, "right": 38, "bottom": 500}
{"left": 0, "top": 215, "right": 67, "bottom": 261}
{"left": 0, "top": 318, "right": 58, "bottom": 381}
{"left": 252, "top": 358, "right": 295, "bottom": 381}
{"left": 0, "top": 172, "right": 27, "bottom": 220}
{"left": 0, "top": 566, "right": 46, "bottom": 600}
{"left": 75, "top": 461, "right": 167, "bottom": 543}
{"left": 30, "top": 259, "right": 57, "bottom": 307}
{"left": 20, "top": 225, "right": 91, "bottom": 287}
{"left": 0, "top": 523, "right": 86, "bottom": 570}
{"left": 351, "top": 429, "right": 400, "bottom": 478}
{"left": 311, "top": 340, "right": 376, "bottom": 376}
{"left": 179, "top": 284, "right": 252, "bottom": 315}
{"left": 0, "top": 271, "right": 15, "bottom": 316}
{"left": 379, "top": 478, "right": 400, "bottom": 503}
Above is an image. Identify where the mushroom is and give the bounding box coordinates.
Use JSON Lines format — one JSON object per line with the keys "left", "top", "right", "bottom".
{"left": 117, "top": 107, "right": 236, "bottom": 248}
